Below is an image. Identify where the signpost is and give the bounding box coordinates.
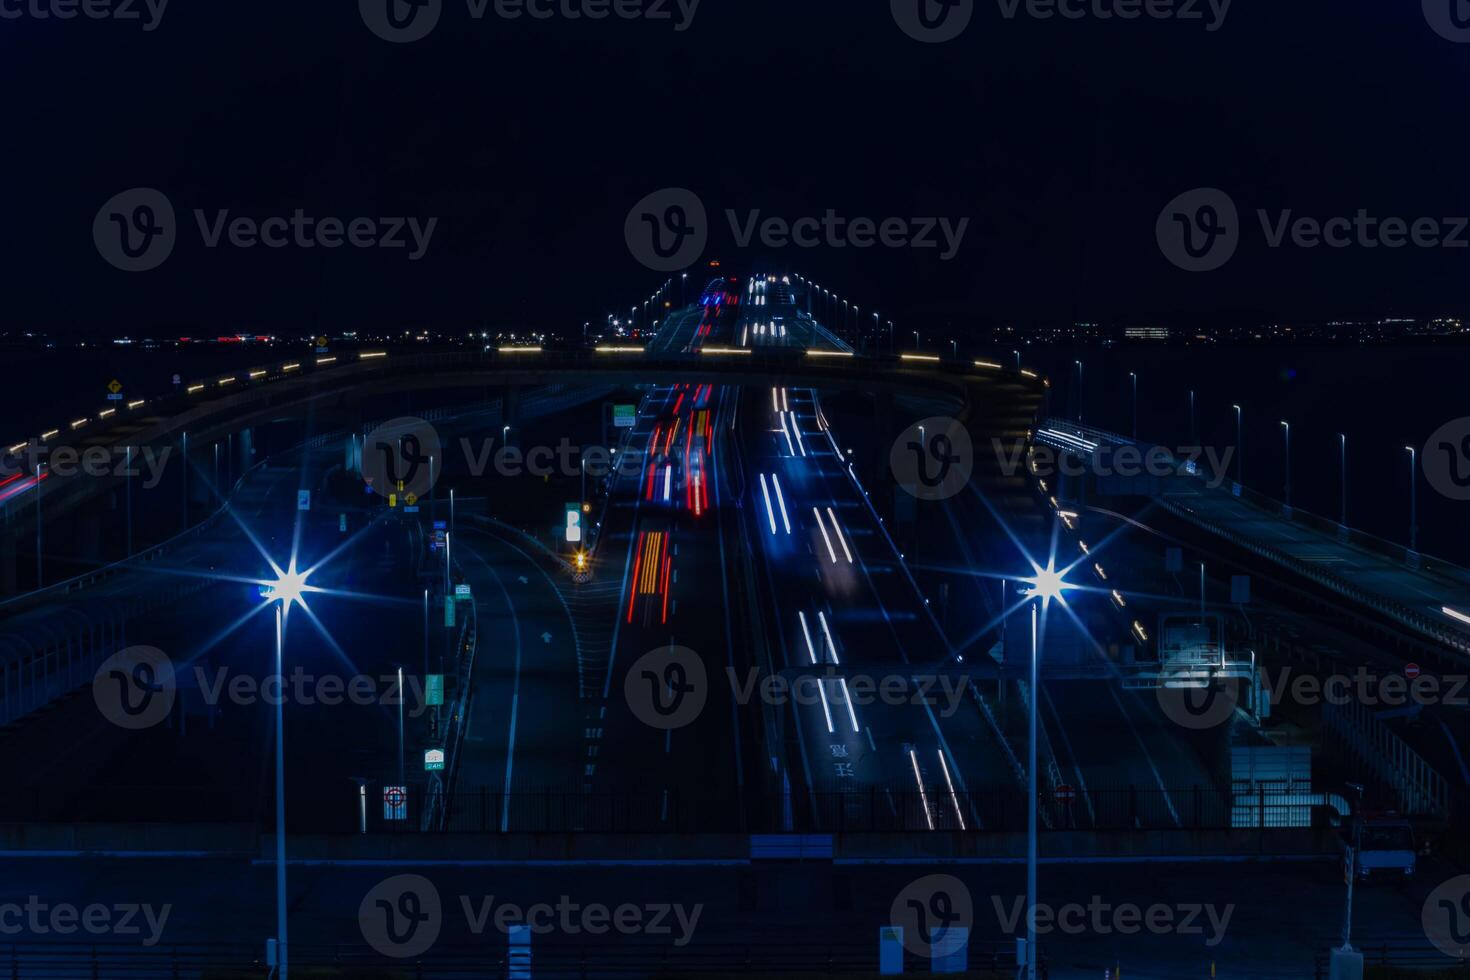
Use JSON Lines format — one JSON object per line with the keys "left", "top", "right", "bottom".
{"left": 613, "top": 404, "right": 637, "bottom": 428}
{"left": 454, "top": 584, "right": 472, "bottom": 599}
{"left": 106, "top": 379, "right": 124, "bottom": 402}
{"left": 423, "top": 748, "right": 445, "bottom": 772}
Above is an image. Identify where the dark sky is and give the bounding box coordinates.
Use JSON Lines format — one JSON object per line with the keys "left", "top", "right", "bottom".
{"left": 3, "top": 0, "right": 1468, "bottom": 337}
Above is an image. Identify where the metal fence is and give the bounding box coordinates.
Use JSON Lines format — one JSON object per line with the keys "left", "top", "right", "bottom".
{"left": 0, "top": 941, "right": 1028, "bottom": 979}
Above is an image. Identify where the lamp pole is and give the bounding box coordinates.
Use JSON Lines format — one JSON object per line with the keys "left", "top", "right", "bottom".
{"left": 1339, "top": 434, "right": 1348, "bottom": 527}
{"left": 1405, "top": 446, "right": 1418, "bottom": 553}
{"left": 273, "top": 606, "right": 289, "bottom": 980}
{"left": 1026, "top": 600, "right": 1039, "bottom": 980}
{"left": 1129, "top": 372, "right": 1138, "bottom": 440}
{"left": 1280, "top": 421, "right": 1291, "bottom": 508}
{"left": 1074, "top": 360, "right": 1083, "bottom": 423}
{"left": 1233, "top": 405, "right": 1243, "bottom": 486}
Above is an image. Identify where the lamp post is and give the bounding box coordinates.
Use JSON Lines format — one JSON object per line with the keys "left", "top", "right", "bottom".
{"left": 1026, "top": 600, "right": 1038, "bottom": 980}
{"left": 1339, "top": 434, "right": 1348, "bottom": 527}
{"left": 1013, "top": 350, "right": 1021, "bottom": 372}
{"left": 1233, "top": 405, "right": 1243, "bottom": 486}
{"left": 1018, "top": 563, "right": 1069, "bottom": 980}
{"left": 1404, "top": 446, "right": 1418, "bottom": 553}
{"left": 1074, "top": 360, "right": 1083, "bottom": 423}
{"left": 273, "top": 606, "right": 289, "bottom": 980}
{"left": 1280, "top": 421, "right": 1291, "bottom": 508}
{"left": 1129, "top": 372, "right": 1138, "bottom": 440}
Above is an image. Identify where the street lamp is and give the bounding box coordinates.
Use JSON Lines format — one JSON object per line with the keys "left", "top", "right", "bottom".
{"left": 1404, "top": 446, "right": 1418, "bottom": 553}
{"left": 1338, "top": 434, "right": 1348, "bottom": 528}
{"left": 1012, "top": 349, "right": 1021, "bottom": 372}
{"left": 273, "top": 606, "right": 289, "bottom": 978}
{"left": 1074, "top": 360, "right": 1084, "bottom": 423}
{"left": 1280, "top": 421, "right": 1291, "bottom": 508}
{"left": 1128, "top": 372, "right": 1138, "bottom": 441}
{"left": 1233, "top": 405, "right": 1243, "bottom": 486}
{"left": 1017, "top": 560, "right": 1072, "bottom": 980}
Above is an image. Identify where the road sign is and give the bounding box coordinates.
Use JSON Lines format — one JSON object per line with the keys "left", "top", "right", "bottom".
{"left": 1406, "top": 663, "right": 1421, "bottom": 680}
{"left": 444, "top": 596, "right": 456, "bottom": 627}
{"left": 426, "top": 674, "right": 444, "bottom": 706}
{"left": 106, "top": 379, "right": 123, "bottom": 401}
{"left": 1056, "top": 784, "right": 1076, "bottom": 804}
{"left": 454, "top": 583, "right": 472, "bottom": 599}
{"left": 297, "top": 490, "right": 311, "bottom": 512}
{"left": 383, "top": 786, "right": 407, "bottom": 820}
{"left": 423, "top": 748, "right": 445, "bottom": 772}
{"left": 339, "top": 513, "right": 347, "bottom": 533}
{"left": 389, "top": 493, "right": 397, "bottom": 508}
{"left": 613, "top": 404, "right": 637, "bottom": 428}
{"left": 433, "top": 520, "right": 447, "bottom": 531}
{"left": 565, "top": 503, "right": 583, "bottom": 544}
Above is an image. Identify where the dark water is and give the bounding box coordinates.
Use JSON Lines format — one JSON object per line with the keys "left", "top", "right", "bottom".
{"left": 4, "top": 342, "right": 1466, "bottom": 563}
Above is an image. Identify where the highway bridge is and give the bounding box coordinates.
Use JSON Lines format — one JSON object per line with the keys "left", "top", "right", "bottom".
{"left": 0, "top": 272, "right": 1460, "bottom": 976}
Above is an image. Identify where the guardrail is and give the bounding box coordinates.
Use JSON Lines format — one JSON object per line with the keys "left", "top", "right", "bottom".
{"left": 340, "top": 783, "right": 1330, "bottom": 835}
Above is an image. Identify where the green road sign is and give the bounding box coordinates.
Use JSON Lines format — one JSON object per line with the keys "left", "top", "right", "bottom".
{"left": 613, "top": 404, "right": 636, "bottom": 428}
{"left": 424, "top": 748, "right": 445, "bottom": 772}
{"left": 426, "top": 674, "right": 444, "bottom": 706}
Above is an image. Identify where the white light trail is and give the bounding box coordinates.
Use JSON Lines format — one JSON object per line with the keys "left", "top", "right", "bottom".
{"left": 798, "top": 611, "right": 818, "bottom": 664}
{"left": 937, "top": 750, "right": 966, "bottom": 831}
{"left": 817, "top": 678, "right": 834, "bottom": 734}
{"left": 827, "top": 507, "right": 853, "bottom": 563}
{"left": 909, "top": 749, "right": 935, "bottom": 831}
{"left": 813, "top": 507, "right": 837, "bottom": 563}
{"left": 1444, "top": 606, "right": 1470, "bottom": 627}
{"left": 779, "top": 412, "right": 796, "bottom": 456}
{"left": 759, "top": 473, "right": 777, "bottom": 535}
{"left": 837, "top": 678, "right": 860, "bottom": 733}
{"left": 663, "top": 465, "right": 672, "bottom": 503}
{"left": 771, "top": 474, "right": 792, "bottom": 534}
{"left": 817, "top": 611, "right": 841, "bottom": 665}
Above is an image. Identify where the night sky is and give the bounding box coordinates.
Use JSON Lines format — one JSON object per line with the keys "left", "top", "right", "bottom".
{"left": 3, "top": 1, "right": 1468, "bottom": 336}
